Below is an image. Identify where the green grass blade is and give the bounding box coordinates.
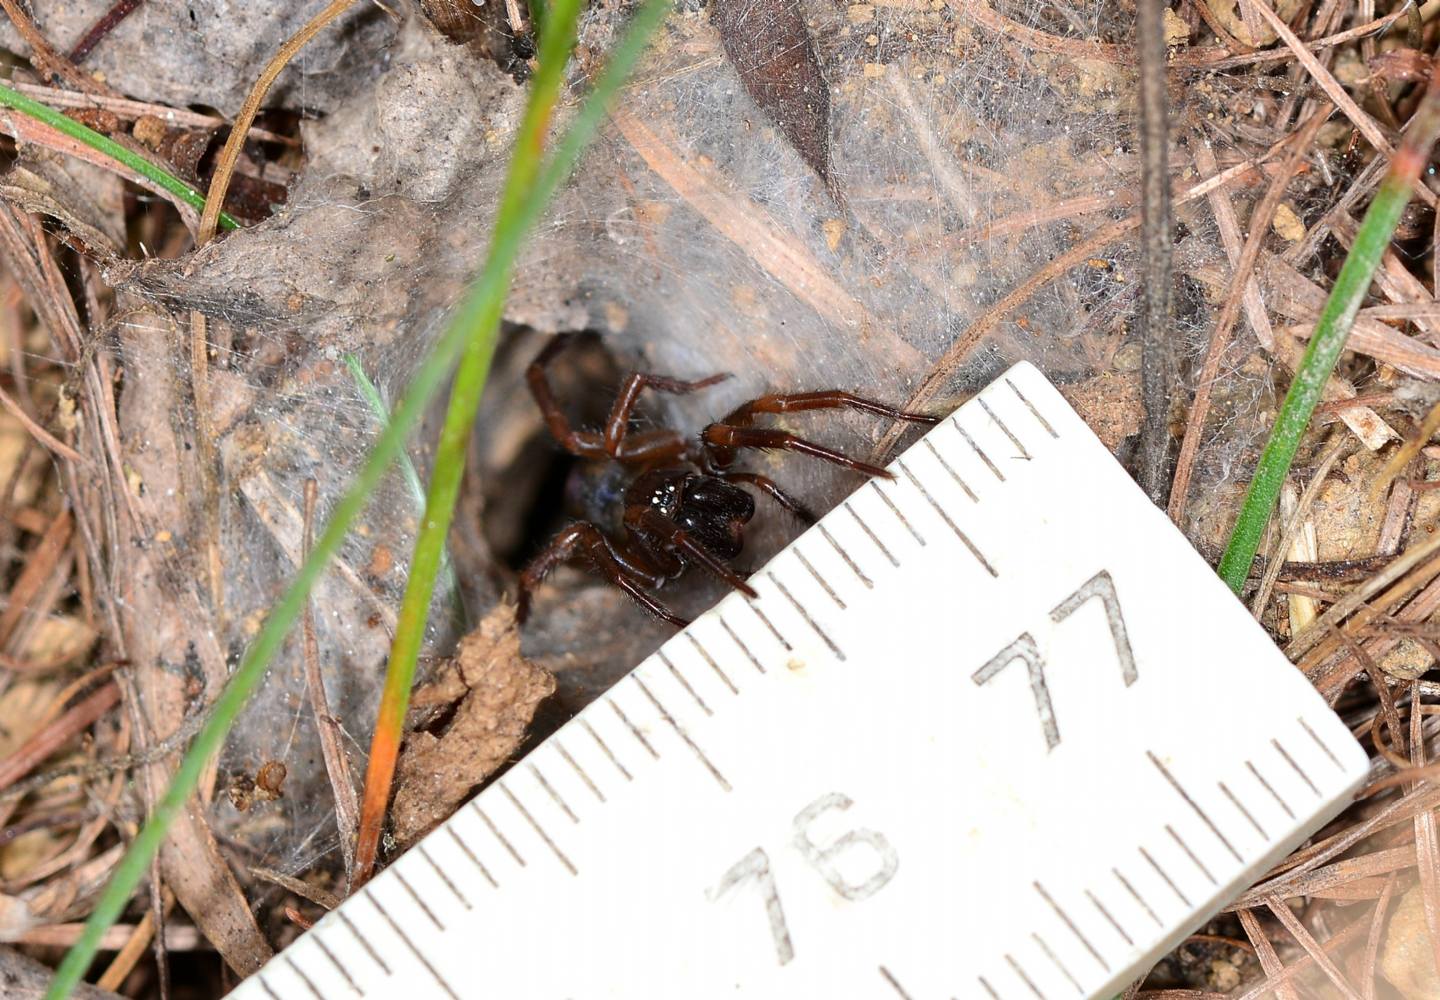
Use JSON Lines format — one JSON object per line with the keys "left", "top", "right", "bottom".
{"left": 344, "top": 353, "right": 465, "bottom": 626}
{"left": 352, "top": 0, "right": 588, "bottom": 878}
{"left": 1217, "top": 73, "right": 1440, "bottom": 592}
{"left": 355, "top": 0, "right": 673, "bottom": 877}
{"left": 44, "top": 2, "right": 671, "bottom": 994}
{"left": 0, "top": 81, "right": 241, "bottom": 232}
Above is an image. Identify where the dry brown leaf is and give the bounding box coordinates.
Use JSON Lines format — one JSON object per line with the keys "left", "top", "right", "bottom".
{"left": 390, "top": 603, "right": 555, "bottom": 849}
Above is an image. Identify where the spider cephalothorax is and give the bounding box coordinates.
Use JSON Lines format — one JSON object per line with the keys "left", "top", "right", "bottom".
{"left": 516, "top": 334, "right": 936, "bottom": 627}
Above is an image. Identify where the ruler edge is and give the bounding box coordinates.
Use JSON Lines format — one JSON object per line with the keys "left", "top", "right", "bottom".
{"left": 234, "top": 360, "right": 1372, "bottom": 1000}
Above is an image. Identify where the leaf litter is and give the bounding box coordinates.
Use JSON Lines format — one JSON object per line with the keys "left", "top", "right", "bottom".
{"left": 3, "top": 0, "right": 1440, "bottom": 995}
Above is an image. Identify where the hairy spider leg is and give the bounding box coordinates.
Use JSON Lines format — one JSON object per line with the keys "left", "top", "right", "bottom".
{"left": 626, "top": 507, "right": 760, "bottom": 598}
{"left": 718, "top": 390, "right": 941, "bottom": 428}
{"left": 518, "top": 521, "right": 688, "bottom": 627}
{"left": 711, "top": 471, "right": 819, "bottom": 524}
{"left": 527, "top": 333, "right": 729, "bottom": 464}
{"left": 701, "top": 391, "right": 938, "bottom": 476}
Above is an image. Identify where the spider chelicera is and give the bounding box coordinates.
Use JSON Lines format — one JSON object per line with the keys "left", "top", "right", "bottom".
{"left": 515, "top": 334, "right": 938, "bottom": 627}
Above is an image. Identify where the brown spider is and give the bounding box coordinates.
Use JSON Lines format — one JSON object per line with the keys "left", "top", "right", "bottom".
{"left": 515, "top": 334, "right": 938, "bottom": 627}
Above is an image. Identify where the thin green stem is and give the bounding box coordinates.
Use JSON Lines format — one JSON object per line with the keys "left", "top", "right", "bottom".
{"left": 0, "top": 81, "right": 240, "bottom": 231}
{"left": 354, "top": 0, "right": 673, "bottom": 880}
{"left": 344, "top": 353, "right": 464, "bottom": 627}
{"left": 45, "top": 2, "right": 671, "bottom": 994}
{"left": 1217, "top": 71, "right": 1440, "bottom": 592}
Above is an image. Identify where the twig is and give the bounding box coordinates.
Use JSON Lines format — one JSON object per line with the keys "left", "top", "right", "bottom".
{"left": 1135, "top": 0, "right": 1173, "bottom": 505}
{"left": 0, "top": 382, "right": 83, "bottom": 462}
{"left": 0, "top": 0, "right": 111, "bottom": 95}
{"left": 5, "top": 82, "right": 294, "bottom": 143}
{"left": 1248, "top": 434, "right": 1349, "bottom": 616}
{"left": 1170, "top": 109, "right": 1331, "bottom": 522}
{"left": 0, "top": 683, "right": 119, "bottom": 792}
{"left": 248, "top": 865, "right": 342, "bottom": 911}
{"left": 68, "top": 0, "right": 144, "bottom": 64}
{"left": 302, "top": 479, "right": 360, "bottom": 886}
{"left": 197, "top": 0, "right": 357, "bottom": 245}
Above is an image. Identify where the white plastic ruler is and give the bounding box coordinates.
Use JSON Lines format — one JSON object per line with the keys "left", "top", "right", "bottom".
{"left": 234, "top": 363, "right": 1367, "bottom": 1000}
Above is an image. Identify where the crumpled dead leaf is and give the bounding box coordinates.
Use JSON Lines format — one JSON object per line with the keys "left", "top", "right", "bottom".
{"left": 390, "top": 603, "right": 555, "bottom": 849}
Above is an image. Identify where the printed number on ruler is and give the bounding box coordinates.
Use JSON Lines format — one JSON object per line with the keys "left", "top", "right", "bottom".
{"left": 234, "top": 363, "right": 1367, "bottom": 1000}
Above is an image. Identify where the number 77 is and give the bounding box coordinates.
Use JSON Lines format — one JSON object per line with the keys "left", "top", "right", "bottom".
{"left": 971, "top": 571, "right": 1136, "bottom": 751}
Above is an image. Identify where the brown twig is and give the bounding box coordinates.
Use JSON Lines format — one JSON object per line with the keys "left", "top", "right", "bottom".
{"left": 0, "top": 0, "right": 112, "bottom": 95}
{"left": 1136, "top": 0, "right": 1174, "bottom": 504}
{"left": 68, "top": 0, "right": 144, "bottom": 64}
{"left": 197, "top": 0, "right": 357, "bottom": 245}
{"left": 302, "top": 479, "right": 361, "bottom": 887}
{"left": 0, "top": 683, "right": 119, "bottom": 792}
{"left": 1169, "top": 107, "right": 1331, "bottom": 523}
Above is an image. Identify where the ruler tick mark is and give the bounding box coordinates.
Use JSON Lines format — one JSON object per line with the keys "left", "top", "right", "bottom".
{"left": 1139, "top": 845, "right": 1191, "bottom": 906}
{"left": 718, "top": 613, "right": 766, "bottom": 673}
{"left": 978, "top": 976, "right": 1002, "bottom": 998}
{"left": 1219, "top": 780, "right": 1267, "bottom": 840}
{"left": 948, "top": 422, "right": 1003, "bottom": 482}
{"left": 362, "top": 888, "right": 461, "bottom": 1000}
{"left": 336, "top": 908, "right": 391, "bottom": 976}
{"left": 391, "top": 866, "right": 443, "bottom": 930}
{"left": 897, "top": 458, "right": 998, "bottom": 577}
{"left": 767, "top": 571, "right": 846, "bottom": 661}
{"left": 879, "top": 965, "right": 914, "bottom": 999}
{"left": 1034, "top": 881, "right": 1109, "bottom": 971}
{"left": 311, "top": 930, "right": 364, "bottom": 994}
{"left": 502, "top": 784, "right": 577, "bottom": 875}
{"left": 284, "top": 953, "right": 326, "bottom": 1000}
{"left": 256, "top": 973, "right": 282, "bottom": 1000}
{"left": 1166, "top": 824, "right": 1217, "bottom": 885}
{"left": 608, "top": 698, "right": 659, "bottom": 760}
{"left": 1006, "top": 377, "right": 1059, "bottom": 438}
{"left": 556, "top": 739, "right": 605, "bottom": 802}
{"left": 843, "top": 500, "right": 899, "bottom": 567}
{"left": 472, "top": 803, "right": 526, "bottom": 866}
{"left": 444, "top": 825, "right": 497, "bottom": 887}
{"left": 793, "top": 547, "right": 846, "bottom": 609}
{"left": 634, "top": 675, "right": 731, "bottom": 791}
{"left": 1299, "top": 716, "right": 1345, "bottom": 769}
{"left": 1272, "top": 737, "right": 1320, "bottom": 795}
{"left": 530, "top": 763, "right": 579, "bottom": 823}
{"left": 1005, "top": 953, "right": 1047, "bottom": 999}
{"left": 582, "top": 717, "right": 633, "bottom": 779}
{"left": 868, "top": 479, "right": 925, "bottom": 545}
{"left": 1149, "top": 751, "right": 1243, "bottom": 863}
{"left": 1085, "top": 888, "right": 1134, "bottom": 946}
{"left": 658, "top": 650, "right": 712, "bottom": 716}
{"left": 817, "top": 521, "right": 872, "bottom": 587}
{"left": 1032, "top": 931, "right": 1083, "bottom": 994}
{"left": 921, "top": 436, "right": 979, "bottom": 499}
{"left": 1112, "top": 866, "right": 1162, "bottom": 926}
{"left": 1247, "top": 760, "right": 1294, "bottom": 818}
{"left": 416, "top": 842, "right": 471, "bottom": 909}
{"left": 978, "top": 397, "right": 1031, "bottom": 459}
{"left": 743, "top": 598, "right": 793, "bottom": 652}
{"left": 685, "top": 633, "right": 738, "bottom": 693}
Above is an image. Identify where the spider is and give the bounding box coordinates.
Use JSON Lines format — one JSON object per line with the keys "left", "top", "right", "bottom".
{"left": 515, "top": 334, "right": 938, "bottom": 627}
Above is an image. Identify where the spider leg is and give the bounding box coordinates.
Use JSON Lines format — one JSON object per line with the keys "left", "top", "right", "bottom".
{"left": 626, "top": 507, "right": 759, "bottom": 598}
{"left": 703, "top": 424, "right": 897, "bottom": 479}
{"left": 717, "top": 391, "right": 939, "bottom": 429}
{"left": 518, "top": 521, "right": 688, "bottom": 627}
{"left": 527, "top": 334, "right": 729, "bottom": 464}
{"left": 712, "top": 471, "right": 818, "bottom": 524}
